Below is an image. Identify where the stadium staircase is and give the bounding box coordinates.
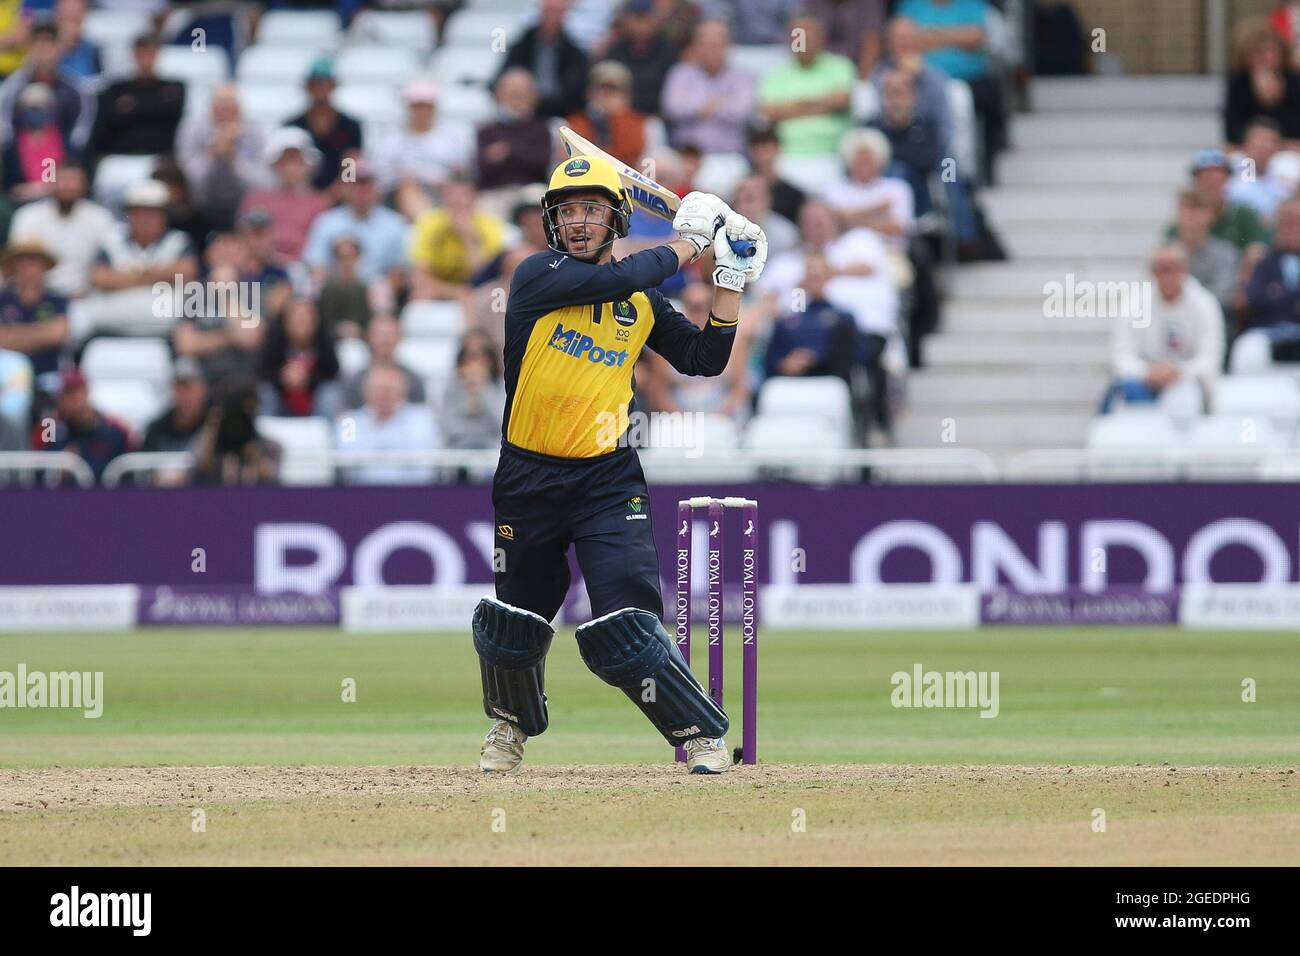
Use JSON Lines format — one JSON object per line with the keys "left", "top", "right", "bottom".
{"left": 894, "top": 76, "right": 1222, "bottom": 465}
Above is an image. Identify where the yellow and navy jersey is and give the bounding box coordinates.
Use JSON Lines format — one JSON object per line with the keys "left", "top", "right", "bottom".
{"left": 501, "top": 246, "right": 736, "bottom": 459}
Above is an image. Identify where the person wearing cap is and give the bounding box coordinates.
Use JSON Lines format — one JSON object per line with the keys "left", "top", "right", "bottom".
{"left": 8, "top": 163, "right": 113, "bottom": 296}
{"left": 176, "top": 83, "right": 272, "bottom": 231}
{"left": 302, "top": 157, "right": 409, "bottom": 294}
{"left": 1170, "top": 188, "right": 1243, "bottom": 319}
{"left": 235, "top": 208, "right": 292, "bottom": 319}
{"left": 371, "top": 76, "right": 472, "bottom": 219}
{"left": 408, "top": 174, "right": 506, "bottom": 300}
{"left": 288, "top": 57, "right": 363, "bottom": 192}
{"left": 0, "top": 18, "right": 93, "bottom": 156}
{"left": 565, "top": 60, "right": 657, "bottom": 167}
{"left": 660, "top": 19, "right": 756, "bottom": 155}
{"left": 497, "top": 0, "right": 588, "bottom": 118}
{"left": 90, "top": 178, "right": 198, "bottom": 293}
{"left": 141, "top": 358, "right": 209, "bottom": 456}
{"left": 604, "top": 0, "right": 681, "bottom": 116}
{"left": 1164, "top": 149, "right": 1271, "bottom": 254}
{"left": 88, "top": 32, "right": 183, "bottom": 158}
{"left": 0, "top": 239, "right": 67, "bottom": 392}
{"left": 475, "top": 68, "right": 552, "bottom": 195}
{"left": 40, "top": 366, "right": 135, "bottom": 482}
{"left": 237, "top": 126, "right": 332, "bottom": 265}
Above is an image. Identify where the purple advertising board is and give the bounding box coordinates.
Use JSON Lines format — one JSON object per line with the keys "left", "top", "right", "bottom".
{"left": 3, "top": 483, "right": 1299, "bottom": 596}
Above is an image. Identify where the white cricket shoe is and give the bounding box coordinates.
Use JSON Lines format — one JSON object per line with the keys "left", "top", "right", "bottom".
{"left": 684, "top": 736, "right": 732, "bottom": 774}
{"left": 479, "top": 719, "right": 527, "bottom": 772}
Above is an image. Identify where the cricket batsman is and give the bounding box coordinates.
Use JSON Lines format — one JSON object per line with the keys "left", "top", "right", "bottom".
{"left": 471, "top": 155, "right": 767, "bottom": 774}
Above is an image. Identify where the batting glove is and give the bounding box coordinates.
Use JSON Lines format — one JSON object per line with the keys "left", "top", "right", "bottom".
{"left": 712, "top": 213, "right": 768, "bottom": 292}
{"left": 674, "top": 191, "right": 732, "bottom": 259}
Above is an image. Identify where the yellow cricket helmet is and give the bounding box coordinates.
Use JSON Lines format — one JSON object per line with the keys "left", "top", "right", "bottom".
{"left": 541, "top": 154, "right": 633, "bottom": 258}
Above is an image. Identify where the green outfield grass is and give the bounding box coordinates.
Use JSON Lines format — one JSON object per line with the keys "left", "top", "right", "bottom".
{"left": 1, "top": 628, "right": 1296, "bottom": 768}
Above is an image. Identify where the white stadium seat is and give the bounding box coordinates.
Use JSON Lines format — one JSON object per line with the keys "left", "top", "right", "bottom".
{"left": 83, "top": 8, "right": 153, "bottom": 51}
{"left": 155, "top": 46, "right": 230, "bottom": 87}
{"left": 775, "top": 152, "right": 843, "bottom": 197}
{"left": 237, "top": 84, "right": 307, "bottom": 129}
{"left": 92, "top": 155, "right": 159, "bottom": 211}
{"left": 1086, "top": 410, "right": 1182, "bottom": 480}
{"left": 744, "top": 413, "right": 848, "bottom": 451}
{"left": 90, "top": 380, "right": 166, "bottom": 435}
{"left": 256, "top": 11, "right": 342, "bottom": 49}
{"left": 349, "top": 10, "right": 438, "bottom": 54}
{"left": 727, "top": 45, "right": 788, "bottom": 79}
{"left": 401, "top": 301, "right": 465, "bottom": 340}
{"left": 75, "top": 289, "right": 175, "bottom": 338}
{"left": 80, "top": 338, "right": 173, "bottom": 394}
{"left": 852, "top": 80, "right": 880, "bottom": 123}
{"left": 693, "top": 153, "right": 750, "bottom": 201}
{"left": 255, "top": 416, "right": 333, "bottom": 486}
{"left": 1186, "top": 415, "right": 1287, "bottom": 479}
{"left": 332, "top": 84, "right": 403, "bottom": 127}
{"left": 336, "top": 338, "right": 371, "bottom": 379}
{"left": 1213, "top": 375, "right": 1300, "bottom": 433}
{"left": 438, "top": 84, "right": 496, "bottom": 125}
{"left": 756, "top": 377, "right": 854, "bottom": 442}
{"left": 947, "top": 79, "right": 979, "bottom": 183}
{"left": 396, "top": 338, "right": 458, "bottom": 401}
{"left": 441, "top": 9, "right": 528, "bottom": 48}
{"left": 334, "top": 45, "right": 421, "bottom": 86}
{"left": 429, "top": 47, "right": 506, "bottom": 88}
{"left": 236, "top": 45, "right": 324, "bottom": 86}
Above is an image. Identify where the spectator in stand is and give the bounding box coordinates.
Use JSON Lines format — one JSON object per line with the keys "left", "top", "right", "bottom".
{"left": 0, "top": 348, "right": 30, "bottom": 449}
{"left": 660, "top": 19, "right": 755, "bottom": 155}
{"left": 498, "top": 0, "right": 588, "bottom": 119}
{"left": 318, "top": 234, "right": 372, "bottom": 340}
{"left": 0, "top": 19, "right": 93, "bottom": 157}
{"left": 235, "top": 207, "right": 292, "bottom": 320}
{"left": 1270, "top": 1, "right": 1300, "bottom": 66}
{"left": 335, "top": 363, "right": 438, "bottom": 485}
{"left": 409, "top": 173, "right": 505, "bottom": 301}
{"left": 2, "top": 83, "right": 68, "bottom": 203}
{"left": 869, "top": 70, "right": 941, "bottom": 212}
{"left": 141, "top": 357, "right": 208, "bottom": 454}
{"left": 0, "top": 0, "right": 27, "bottom": 81}
{"left": 289, "top": 57, "right": 364, "bottom": 192}
{"left": 43, "top": 367, "right": 134, "bottom": 481}
{"left": 8, "top": 163, "right": 113, "bottom": 297}
{"left": 899, "top": 0, "right": 1006, "bottom": 185}
{"left": 0, "top": 239, "right": 66, "bottom": 394}
{"left": 173, "top": 262, "right": 264, "bottom": 403}
{"left": 304, "top": 158, "right": 409, "bottom": 299}
{"left": 190, "top": 387, "right": 280, "bottom": 486}
{"left": 1166, "top": 149, "right": 1271, "bottom": 253}
{"left": 465, "top": 243, "right": 536, "bottom": 359}
{"left": 90, "top": 179, "right": 198, "bottom": 293}
{"left": 1225, "top": 24, "right": 1300, "bottom": 145}
{"left": 1102, "top": 244, "right": 1224, "bottom": 417}
{"left": 802, "top": 0, "right": 888, "bottom": 78}
{"left": 605, "top": 0, "right": 680, "bottom": 116}
{"left": 238, "top": 127, "right": 331, "bottom": 266}
{"left": 471, "top": 186, "right": 547, "bottom": 286}
{"left": 701, "top": 0, "right": 796, "bottom": 45}
{"left": 441, "top": 334, "right": 507, "bottom": 450}
{"left": 823, "top": 128, "right": 915, "bottom": 249}
{"left": 762, "top": 253, "right": 858, "bottom": 384}
{"left": 732, "top": 174, "right": 799, "bottom": 257}
{"left": 372, "top": 77, "right": 473, "bottom": 221}
{"left": 340, "top": 313, "right": 425, "bottom": 411}
{"left": 746, "top": 123, "right": 806, "bottom": 224}
{"left": 154, "top": 158, "right": 214, "bottom": 258}
{"left": 1227, "top": 117, "right": 1290, "bottom": 223}
{"left": 89, "top": 32, "right": 184, "bottom": 159}
{"left": 759, "top": 14, "right": 855, "bottom": 156}
{"left": 1234, "top": 199, "right": 1300, "bottom": 367}
{"left": 637, "top": 279, "right": 751, "bottom": 422}
{"left": 1172, "top": 188, "right": 1242, "bottom": 319}
{"left": 259, "top": 296, "right": 341, "bottom": 420}
{"left": 872, "top": 16, "right": 954, "bottom": 151}
{"left": 175, "top": 83, "right": 270, "bottom": 232}
{"left": 476, "top": 68, "right": 552, "bottom": 198}
{"left": 566, "top": 60, "right": 657, "bottom": 165}
{"left": 54, "top": 0, "right": 99, "bottom": 81}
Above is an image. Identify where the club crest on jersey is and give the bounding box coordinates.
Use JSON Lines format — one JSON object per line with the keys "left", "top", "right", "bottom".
{"left": 613, "top": 300, "right": 637, "bottom": 326}
{"left": 563, "top": 158, "right": 591, "bottom": 176}
{"left": 548, "top": 322, "right": 630, "bottom": 366}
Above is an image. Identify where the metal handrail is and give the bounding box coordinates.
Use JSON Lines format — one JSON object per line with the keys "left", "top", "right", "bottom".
{"left": 0, "top": 451, "right": 95, "bottom": 488}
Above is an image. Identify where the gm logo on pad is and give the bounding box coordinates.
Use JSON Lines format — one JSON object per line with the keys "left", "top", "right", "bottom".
{"left": 564, "top": 159, "right": 591, "bottom": 176}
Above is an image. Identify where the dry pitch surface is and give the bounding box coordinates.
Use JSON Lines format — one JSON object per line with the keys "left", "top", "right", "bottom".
{"left": 2, "top": 764, "right": 1295, "bottom": 866}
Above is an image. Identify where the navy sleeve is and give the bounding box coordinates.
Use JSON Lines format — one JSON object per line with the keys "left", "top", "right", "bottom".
{"left": 509, "top": 247, "right": 682, "bottom": 314}
{"left": 644, "top": 287, "right": 736, "bottom": 377}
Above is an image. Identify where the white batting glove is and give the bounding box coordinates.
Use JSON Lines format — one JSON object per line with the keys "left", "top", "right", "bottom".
{"left": 673, "top": 191, "right": 732, "bottom": 259}
{"left": 712, "top": 213, "right": 768, "bottom": 291}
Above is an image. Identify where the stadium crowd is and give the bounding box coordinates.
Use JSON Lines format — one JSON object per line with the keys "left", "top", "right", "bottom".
{"left": 0, "top": 0, "right": 1018, "bottom": 484}
{"left": 1103, "top": 9, "right": 1300, "bottom": 425}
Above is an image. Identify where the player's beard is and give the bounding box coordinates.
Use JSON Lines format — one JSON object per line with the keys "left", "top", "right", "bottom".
{"left": 564, "top": 222, "right": 615, "bottom": 262}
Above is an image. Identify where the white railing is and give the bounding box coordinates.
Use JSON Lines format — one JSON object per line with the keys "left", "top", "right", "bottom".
{"left": 0, "top": 451, "right": 95, "bottom": 488}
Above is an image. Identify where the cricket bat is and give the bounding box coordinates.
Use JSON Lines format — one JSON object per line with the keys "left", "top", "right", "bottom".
{"left": 558, "top": 126, "right": 756, "bottom": 258}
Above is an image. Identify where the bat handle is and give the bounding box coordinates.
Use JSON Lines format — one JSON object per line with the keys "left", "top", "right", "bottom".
{"left": 729, "top": 238, "right": 757, "bottom": 259}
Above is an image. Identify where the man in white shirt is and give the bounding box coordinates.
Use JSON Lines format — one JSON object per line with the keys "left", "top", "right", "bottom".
{"left": 372, "top": 77, "right": 473, "bottom": 217}
{"left": 7, "top": 164, "right": 114, "bottom": 297}
{"left": 1105, "top": 244, "right": 1224, "bottom": 418}
{"left": 335, "top": 363, "right": 440, "bottom": 485}
{"left": 821, "top": 127, "right": 914, "bottom": 252}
